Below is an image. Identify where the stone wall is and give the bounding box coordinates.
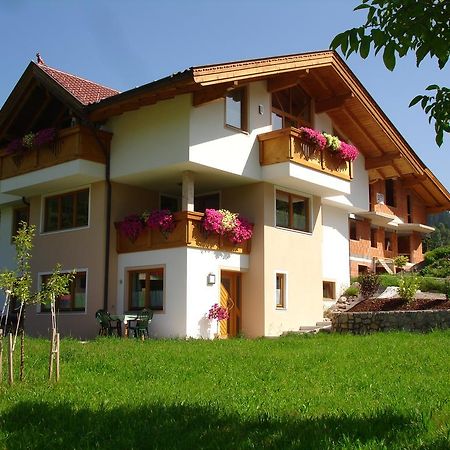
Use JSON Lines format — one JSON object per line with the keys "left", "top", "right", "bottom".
{"left": 332, "top": 310, "right": 450, "bottom": 333}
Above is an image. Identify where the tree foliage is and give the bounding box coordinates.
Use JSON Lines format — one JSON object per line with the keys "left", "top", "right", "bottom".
{"left": 423, "top": 212, "right": 450, "bottom": 251}
{"left": 330, "top": 0, "right": 450, "bottom": 146}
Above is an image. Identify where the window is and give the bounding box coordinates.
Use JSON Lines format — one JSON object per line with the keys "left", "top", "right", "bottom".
{"left": 385, "top": 231, "right": 393, "bottom": 251}
{"left": 160, "top": 194, "right": 179, "bottom": 213}
{"left": 194, "top": 192, "right": 220, "bottom": 212}
{"left": 276, "top": 190, "right": 310, "bottom": 232}
{"left": 349, "top": 219, "right": 357, "bottom": 240}
{"left": 272, "top": 85, "right": 312, "bottom": 129}
{"left": 41, "top": 271, "right": 87, "bottom": 312}
{"left": 225, "top": 88, "right": 247, "bottom": 131}
{"left": 407, "top": 195, "right": 412, "bottom": 223}
{"left": 323, "top": 281, "right": 336, "bottom": 300}
{"left": 44, "top": 189, "right": 89, "bottom": 232}
{"left": 12, "top": 206, "right": 29, "bottom": 237}
{"left": 275, "top": 273, "right": 286, "bottom": 309}
{"left": 385, "top": 179, "right": 395, "bottom": 207}
{"left": 129, "top": 268, "right": 164, "bottom": 311}
{"left": 370, "top": 227, "right": 378, "bottom": 248}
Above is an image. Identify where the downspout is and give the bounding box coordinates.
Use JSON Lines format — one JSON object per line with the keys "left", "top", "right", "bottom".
{"left": 103, "top": 147, "right": 111, "bottom": 312}
{"left": 79, "top": 115, "right": 112, "bottom": 312}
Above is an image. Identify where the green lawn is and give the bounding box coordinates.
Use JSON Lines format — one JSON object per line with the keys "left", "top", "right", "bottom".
{"left": 0, "top": 332, "right": 449, "bottom": 449}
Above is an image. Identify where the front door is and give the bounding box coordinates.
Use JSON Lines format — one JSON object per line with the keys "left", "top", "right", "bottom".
{"left": 220, "top": 271, "right": 241, "bottom": 337}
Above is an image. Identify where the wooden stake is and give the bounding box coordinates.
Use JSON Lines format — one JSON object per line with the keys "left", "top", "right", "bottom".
{"left": 19, "top": 328, "right": 24, "bottom": 382}
{"left": 55, "top": 333, "right": 60, "bottom": 382}
{"left": 8, "top": 333, "right": 13, "bottom": 385}
{"left": 0, "top": 329, "right": 3, "bottom": 383}
{"left": 48, "top": 329, "right": 55, "bottom": 380}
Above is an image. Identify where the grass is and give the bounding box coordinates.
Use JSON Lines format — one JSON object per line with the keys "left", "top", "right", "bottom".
{"left": 1, "top": 332, "right": 450, "bottom": 449}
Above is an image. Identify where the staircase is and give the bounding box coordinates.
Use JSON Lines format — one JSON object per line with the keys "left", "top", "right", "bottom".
{"left": 297, "top": 319, "right": 332, "bottom": 334}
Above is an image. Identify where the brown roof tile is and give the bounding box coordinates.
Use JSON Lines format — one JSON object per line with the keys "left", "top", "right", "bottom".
{"left": 38, "top": 63, "right": 119, "bottom": 105}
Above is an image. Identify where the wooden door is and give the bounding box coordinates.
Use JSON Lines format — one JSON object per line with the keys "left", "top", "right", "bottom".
{"left": 220, "top": 271, "right": 241, "bottom": 337}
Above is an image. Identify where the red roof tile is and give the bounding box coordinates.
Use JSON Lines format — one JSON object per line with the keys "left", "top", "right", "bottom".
{"left": 37, "top": 63, "right": 119, "bottom": 105}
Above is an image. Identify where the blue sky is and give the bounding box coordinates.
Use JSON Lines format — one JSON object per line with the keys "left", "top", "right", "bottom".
{"left": 1, "top": 0, "right": 449, "bottom": 190}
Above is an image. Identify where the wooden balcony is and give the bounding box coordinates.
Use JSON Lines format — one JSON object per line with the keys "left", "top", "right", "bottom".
{"left": 0, "top": 125, "right": 112, "bottom": 181}
{"left": 116, "top": 211, "right": 251, "bottom": 254}
{"left": 258, "top": 127, "right": 352, "bottom": 181}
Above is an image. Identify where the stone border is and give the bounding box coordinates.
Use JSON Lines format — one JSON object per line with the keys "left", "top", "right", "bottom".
{"left": 331, "top": 310, "right": 450, "bottom": 333}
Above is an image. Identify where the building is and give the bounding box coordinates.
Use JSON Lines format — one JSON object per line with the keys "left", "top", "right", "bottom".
{"left": 0, "top": 51, "right": 449, "bottom": 339}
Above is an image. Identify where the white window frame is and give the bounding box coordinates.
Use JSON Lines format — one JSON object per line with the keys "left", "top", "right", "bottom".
{"left": 274, "top": 271, "right": 288, "bottom": 310}
{"left": 37, "top": 268, "right": 88, "bottom": 315}
{"left": 124, "top": 264, "right": 166, "bottom": 314}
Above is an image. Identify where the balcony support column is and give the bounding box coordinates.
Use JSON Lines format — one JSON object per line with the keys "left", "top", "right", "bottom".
{"left": 182, "top": 170, "right": 195, "bottom": 212}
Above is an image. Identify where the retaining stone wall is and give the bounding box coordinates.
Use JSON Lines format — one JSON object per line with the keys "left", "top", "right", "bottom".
{"left": 331, "top": 310, "right": 450, "bottom": 333}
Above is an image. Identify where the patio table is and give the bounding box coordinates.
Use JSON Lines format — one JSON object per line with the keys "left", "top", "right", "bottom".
{"left": 110, "top": 313, "right": 139, "bottom": 337}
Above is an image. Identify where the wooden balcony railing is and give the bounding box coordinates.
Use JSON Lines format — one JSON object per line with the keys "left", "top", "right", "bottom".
{"left": 258, "top": 127, "right": 352, "bottom": 181}
{"left": 116, "top": 211, "right": 251, "bottom": 255}
{"left": 0, "top": 125, "right": 112, "bottom": 180}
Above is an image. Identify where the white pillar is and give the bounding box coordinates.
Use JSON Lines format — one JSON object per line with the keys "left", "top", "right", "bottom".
{"left": 182, "top": 171, "right": 195, "bottom": 212}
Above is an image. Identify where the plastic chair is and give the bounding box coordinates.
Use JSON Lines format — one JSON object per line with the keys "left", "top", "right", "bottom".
{"left": 95, "top": 309, "right": 122, "bottom": 337}
{"left": 128, "top": 309, "right": 153, "bottom": 339}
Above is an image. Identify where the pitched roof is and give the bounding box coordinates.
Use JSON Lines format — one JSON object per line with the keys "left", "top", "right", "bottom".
{"left": 37, "top": 63, "right": 119, "bottom": 105}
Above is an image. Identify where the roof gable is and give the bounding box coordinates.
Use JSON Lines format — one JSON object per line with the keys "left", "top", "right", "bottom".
{"left": 37, "top": 63, "right": 119, "bottom": 106}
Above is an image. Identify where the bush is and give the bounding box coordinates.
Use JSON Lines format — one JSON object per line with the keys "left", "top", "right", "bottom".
{"left": 419, "top": 277, "right": 447, "bottom": 293}
{"left": 343, "top": 284, "right": 359, "bottom": 297}
{"left": 358, "top": 272, "right": 380, "bottom": 299}
{"left": 398, "top": 275, "right": 420, "bottom": 303}
{"left": 394, "top": 255, "right": 409, "bottom": 270}
{"left": 379, "top": 274, "right": 400, "bottom": 288}
{"left": 421, "top": 246, "right": 450, "bottom": 278}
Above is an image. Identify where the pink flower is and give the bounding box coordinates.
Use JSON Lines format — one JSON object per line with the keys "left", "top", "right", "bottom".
{"left": 228, "top": 218, "right": 253, "bottom": 244}
{"left": 203, "top": 209, "right": 225, "bottom": 235}
{"left": 299, "top": 127, "right": 327, "bottom": 150}
{"left": 338, "top": 142, "right": 359, "bottom": 162}
{"left": 145, "top": 210, "right": 175, "bottom": 233}
{"left": 208, "top": 303, "right": 229, "bottom": 320}
{"left": 118, "top": 214, "right": 144, "bottom": 242}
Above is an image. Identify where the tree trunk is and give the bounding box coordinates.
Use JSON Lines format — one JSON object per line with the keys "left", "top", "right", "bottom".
{"left": 19, "top": 308, "right": 25, "bottom": 382}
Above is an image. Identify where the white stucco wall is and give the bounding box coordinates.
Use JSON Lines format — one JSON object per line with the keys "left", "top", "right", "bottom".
{"left": 189, "top": 81, "right": 271, "bottom": 179}
{"left": 117, "top": 247, "right": 249, "bottom": 339}
{"left": 322, "top": 204, "right": 351, "bottom": 297}
{"left": 109, "top": 95, "right": 191, "bottom": 180}
{"left": 185, "top": 248, "right": 249, "bottom": 339}
{"left": 117, "top": 248, "right": 188, "bottom": 338}
{"left": 323, "top": 149, "right": 369, "bottom": 212}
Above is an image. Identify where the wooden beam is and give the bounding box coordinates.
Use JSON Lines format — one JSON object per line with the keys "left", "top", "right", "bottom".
{"left": 365, "top": 153, "right": 402, "bottom": 170}
{"left": 341, "top": 107, "right": 384, "bottom": 154}
{"left": 192, "top": 83, "right": 233, "bottom": 107}
{"left": 427, "top": 205, "right": 450, "bottom": 214}
{"left": 315, "top": 93, "right": 354, "bottom": 114}
{"left": 309, "top": 69, "right": 334, "bottom": 96}
{"left": 267, "top": 70, "right": 308, "bottom": 93}
{"left": 402, "top": 175, "right": 428, "bottom": 188}
{"left": 28, "top": 93, "right": 52, "bottom": 130}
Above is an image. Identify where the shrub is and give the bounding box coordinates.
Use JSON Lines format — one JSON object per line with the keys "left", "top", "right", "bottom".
{"left": 343, "top": 284, "right": 359, "bottom": 297}
{"left": 398, "top": 275, "right": 420, "bottom": 303}
{"left": 358, "top": 272, "right": 380, "bottom": 299}
{"left": 421, "top": 246, "right": 450, "bottom": 278}
{"left": 394, "top": 255, "right": 409, "bottom": 270}
{"left": 419, "top": 276, "right": 446, "bottom": 293}
{"left": 379, "top": 274, "right": 400, "bottom": 288}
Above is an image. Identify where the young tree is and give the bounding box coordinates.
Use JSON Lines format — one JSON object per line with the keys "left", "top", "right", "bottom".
{"left": 0, "top": 222, "right": 73, "bottom": 382}
{"left": 331, "top": 0, "right": 450, "bottom": 146}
